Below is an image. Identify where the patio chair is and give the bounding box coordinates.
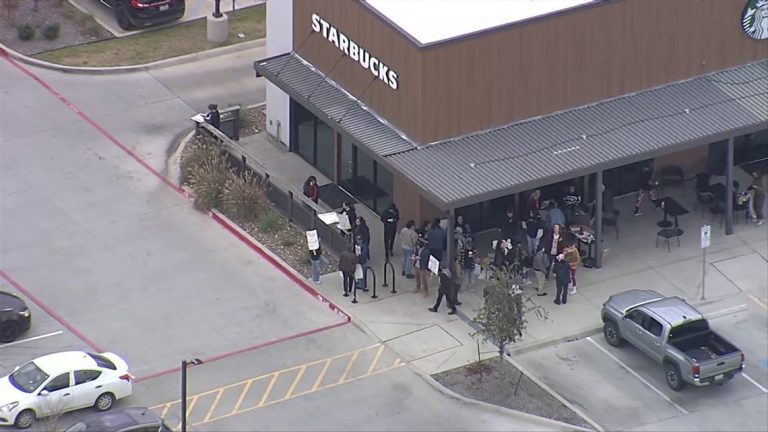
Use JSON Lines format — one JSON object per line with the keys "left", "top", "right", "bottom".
{"left": 694, "top": 173, "right": 714, "bottom": 215}
{"left": 656, "top": 228, "right": 683, "bottom": 252}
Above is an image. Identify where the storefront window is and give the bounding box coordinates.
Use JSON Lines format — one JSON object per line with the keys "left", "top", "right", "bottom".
{"left": 316, "top": 122, "right": 335, "bottom": 179}
{"left": 338, "top": 133, "right": 393, "bottom": 214}
{"left": 295, "top": 103, "right": 315, "bottom": 164}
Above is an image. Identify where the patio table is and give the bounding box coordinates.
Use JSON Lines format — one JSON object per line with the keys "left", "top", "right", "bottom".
{"left": 654, "top": 197, "right": 689, "bottom": 228}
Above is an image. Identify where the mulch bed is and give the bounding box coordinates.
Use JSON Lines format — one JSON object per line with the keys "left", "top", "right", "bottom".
{"left": 1, "top": 0, "right": 111, "bottom": 55}
{"left": 240, "top": 104, "right": 266, "bottom": 138}
{"left": 226, "top": 214, "right": 339, "bottom": 280}
{"left": 434, "top": 357, "right": 593, "bottom": 430}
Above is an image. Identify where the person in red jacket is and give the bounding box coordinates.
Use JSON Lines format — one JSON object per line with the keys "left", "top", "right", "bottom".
{"left": 303, "top": 176, "right": 319, "bottom": 203}
{"left": 541, "top": 224, "right": 566, "bottom": 280}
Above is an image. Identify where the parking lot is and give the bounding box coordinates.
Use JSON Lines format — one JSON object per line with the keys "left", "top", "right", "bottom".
{"left": 515, "top": 293, "right": 768, "bottom": 431}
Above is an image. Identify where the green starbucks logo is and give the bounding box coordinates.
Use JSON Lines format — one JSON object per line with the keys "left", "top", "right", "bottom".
{"left": 742, "top": 0, "right": 768, "bottom": 40}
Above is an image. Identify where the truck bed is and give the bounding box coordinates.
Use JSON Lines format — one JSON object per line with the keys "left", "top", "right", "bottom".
{"left": 670, "top": 330, "right": 742, "bottom": 379}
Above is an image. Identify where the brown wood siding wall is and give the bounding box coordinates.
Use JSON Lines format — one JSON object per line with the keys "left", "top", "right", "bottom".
{"left": 292, "top": 0, "right": 423, "bottom": 143}
{"left": 419, "top": 0, "right": 768, "bottom": 143}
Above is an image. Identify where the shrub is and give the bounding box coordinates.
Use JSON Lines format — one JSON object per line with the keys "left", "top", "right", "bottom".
{"left": 187, "top": 155, "right": 232, "bottom": 212}
{"left": 221, "top": 171, "right": 266, "bottom": 222}
{"left": 42, "top": 22, "right": 61, "bottom": 40}
{"left": 180, "top": 137, "right": 222, "bottom": 185}
{"left": 17, "top": 23, "right": 35, "bottom": 41}
{"left": 258, "top": 209, "right": 284, "bottom": 233}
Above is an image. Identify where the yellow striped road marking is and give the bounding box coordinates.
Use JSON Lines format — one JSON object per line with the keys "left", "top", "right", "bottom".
{"left": 747, "top": 293, "right": 768, "bottom": 309}
{"left": 338, "top": 350, "right": 359, "bottom": 384}
{"left": 284, "top": 365, "right": 307, "bottom": 399}
{"left": 231, "top": 380, "right": 252, "bottom": 414}
{"left": 204, "top": 389, "right": 225, "bottom": 422}
{"left": 367, "top": 344, "right": 385, "bottom": 375}
{"left": 192, "top": 360, "right": 404, "bottom": 427}
{"left": 311, "top": 359, "right": 332, "bottom": 391}
{"left": 151, "top": 343, "right": 402, "bottom": 428}
{"left": 257, "top": 373, "right": 279, "bottom": 407}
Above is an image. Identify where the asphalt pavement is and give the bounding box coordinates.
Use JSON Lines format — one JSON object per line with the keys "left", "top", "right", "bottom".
{"left": 513, "top": 292, "right": 768, "bottom": 431}
{"left": 0, "top": 44, "right": 564, "bottom": 432}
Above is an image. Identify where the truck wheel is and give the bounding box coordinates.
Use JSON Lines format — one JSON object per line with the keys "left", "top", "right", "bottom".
{"left": 603, "top": 321, "right": 624, "bottom": 347}
{"left": 665, "top": 363, "right": 684, "bottom": 391}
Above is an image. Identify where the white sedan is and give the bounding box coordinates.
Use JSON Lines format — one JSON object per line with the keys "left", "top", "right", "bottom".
{"left": 0, "top": 351, "right": 133, "bottom": 429}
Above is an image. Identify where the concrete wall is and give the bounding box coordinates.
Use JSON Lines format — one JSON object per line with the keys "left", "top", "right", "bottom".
{"left": 265, "top": 0, "right": 292, "bottom": 147}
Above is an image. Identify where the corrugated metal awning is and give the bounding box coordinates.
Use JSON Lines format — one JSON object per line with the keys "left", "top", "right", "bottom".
{"left": 256, "top": 54, "right": 768, "bottom": 210}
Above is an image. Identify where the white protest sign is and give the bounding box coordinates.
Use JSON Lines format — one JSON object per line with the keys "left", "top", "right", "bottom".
{"left": 338, "top": 213, "right": 351, "bottom": 231}
{"left": 306, "top": 230, "right": 319, "bottom": 250}
{"left": 317, "top": 211, "right": 340, "bottom": 225}
{"left": 428, "top": 256, "right": 440, "bottom": 275}
{"left": 700, "top": 225, "right": 711, "bottom": 249}
{"left": 355, "top": 245, "right": 361, "bottom": 256}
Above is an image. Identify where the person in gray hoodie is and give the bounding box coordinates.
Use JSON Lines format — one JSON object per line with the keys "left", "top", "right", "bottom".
{"left": 426, "top": 218, "right": 446, "bottom": 262}
{"left": 532, "top": 248, "right": 549, "bottom": 296}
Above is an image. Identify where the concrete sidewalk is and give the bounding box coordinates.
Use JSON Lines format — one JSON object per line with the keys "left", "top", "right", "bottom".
{"left": 235, "top": 132, "right": 768, "bottom": 377}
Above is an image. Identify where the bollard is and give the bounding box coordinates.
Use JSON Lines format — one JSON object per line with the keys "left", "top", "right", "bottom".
{"left": 366, "top": 266, "right": 378, "bottom": 299}
{"left": 382, "top": 259, "right": 396, "bottom": 294}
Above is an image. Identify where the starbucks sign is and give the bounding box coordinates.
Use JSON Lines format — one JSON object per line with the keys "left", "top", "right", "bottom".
{"left": 742, "top": 0, "right": 768, "bottom": 40}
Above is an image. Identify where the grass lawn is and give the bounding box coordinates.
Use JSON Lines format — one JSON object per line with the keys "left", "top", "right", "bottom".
{"left": 34, "top": 4, "right": 265, "bottom": 67}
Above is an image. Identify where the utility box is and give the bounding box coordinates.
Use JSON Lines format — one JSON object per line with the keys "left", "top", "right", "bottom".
{"left": 219, "top": 106, "right": 241, "bottom": 141}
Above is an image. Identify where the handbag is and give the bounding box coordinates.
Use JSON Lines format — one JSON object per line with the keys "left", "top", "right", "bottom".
{"left": 354, "top": 264, "right": 364, "bottom": 280}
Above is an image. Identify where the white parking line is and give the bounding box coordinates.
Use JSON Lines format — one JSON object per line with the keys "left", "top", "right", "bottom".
{"left": 586, "top": 336, "right": 689, "bottom": 415}
{"left": 742, "top": 373, "right": 768, "bottom": 393}
{"left": 0, "top": 331, "right": 63, "bottom": 348}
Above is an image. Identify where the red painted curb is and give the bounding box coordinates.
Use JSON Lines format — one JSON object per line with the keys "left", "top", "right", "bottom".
{"left": 133, "top": 320, "right": 349, "bottom": 383}
{"left": 0, "top": 270, "right": 103, "bottom": 353}
{"left": 0, "top": 52, "right": 350, "bottom": 324}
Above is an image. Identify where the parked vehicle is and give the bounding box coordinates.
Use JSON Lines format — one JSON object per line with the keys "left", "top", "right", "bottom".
{"left": 0, "top": 290, "right": 31, "bottom": 343}
{"left": 64, "top": 407, "right": 171, "bottom": 431}
{"left": 0, "top": 351, "right": 134, "bottom": 429}
{"left": 601, "top": 289, "right": 744, "bottom": 391}
{"left": 99, "top": 0, "right": 185, "bottom": 30}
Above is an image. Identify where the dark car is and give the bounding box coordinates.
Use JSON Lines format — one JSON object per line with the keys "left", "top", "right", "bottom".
{"left": 100, "top": 0, "right": 185, "bottom": 30}
{"left": 0, "top": 291, "right": 31, "bottom": 343}
{"left": 64, "top": 407, "right": 171, "bottom": 432}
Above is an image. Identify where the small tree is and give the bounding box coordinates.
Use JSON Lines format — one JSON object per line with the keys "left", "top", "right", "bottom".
{"left": 474, "top": 267, "right": 547, "bottom": 371}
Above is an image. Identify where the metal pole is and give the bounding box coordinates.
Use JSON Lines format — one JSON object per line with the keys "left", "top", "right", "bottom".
{"left": 725, "top": 137, "right": 734, "bottom": 235}
{"left": 594, "top": 170, "right": 604, "bottom": 268}
{"left": 446, "top": 209, "right": 455, "bottom": 267}
{"left": 701, "top": 246, "right": 707, "bottom": 300}
{"left": 213, "top": 0, "right": 222, "bottom": 17}
{"left": 181, "top": 360, "right": 187, "bottom": 432}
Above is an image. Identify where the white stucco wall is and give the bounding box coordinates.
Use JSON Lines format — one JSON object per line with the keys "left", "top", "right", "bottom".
{"left": 265, "top": 0, "right": 292, "bottom": 147}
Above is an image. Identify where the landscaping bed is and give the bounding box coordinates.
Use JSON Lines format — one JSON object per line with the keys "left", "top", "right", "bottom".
{"left": 181, "top": 134, "right": 337, "bottom": 280}
{"left": 433, "top": 357, "right": 593, "bottom": 430}
{"left": 0, "top": 0, "right": 111, "bottom": 55}
{"left": 239, "top": 104, "right": 266, "bottom": 138}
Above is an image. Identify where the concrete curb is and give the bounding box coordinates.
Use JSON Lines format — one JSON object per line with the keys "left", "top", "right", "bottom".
{"left": 412, "top": 367, "right": 594, "bottom": 431}
{"left": 0, "top": 38, "right": 265, "bottom": 75}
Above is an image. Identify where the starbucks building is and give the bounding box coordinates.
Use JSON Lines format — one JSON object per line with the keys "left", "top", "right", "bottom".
{"left": 255, "top": 0, "right": 768, "bottom": 265}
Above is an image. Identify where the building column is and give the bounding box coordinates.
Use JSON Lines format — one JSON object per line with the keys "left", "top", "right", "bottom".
{"left": 594, "top": 170, "right": 604, "bottom": 269}
{"left": 583, "top": 175, "right": 590, "bottom": 204}
{"left": 446, "top": 208, "right": 455, "bottom": 268}
{"left": 725, "top": 137, "right": 734, "bottom": 235}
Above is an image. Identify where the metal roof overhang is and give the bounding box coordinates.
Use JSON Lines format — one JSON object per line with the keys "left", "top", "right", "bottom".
{"left": 256, "top": 54, "right": 768, "bottom": 211}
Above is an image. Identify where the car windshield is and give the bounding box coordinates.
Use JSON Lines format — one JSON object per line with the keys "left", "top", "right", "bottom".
{"left": 9, "top": 362, "right": 49, "bottom": 393}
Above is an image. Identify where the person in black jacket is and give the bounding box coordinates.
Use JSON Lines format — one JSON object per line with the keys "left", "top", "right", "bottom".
{"left": 355, "top": 216, "right": 370, "bottom": 247}
{"left": 204, "top": 103, "right": 220, "bottom": 129}
{"left": 499, "top": 207, "right": 517, "bottom": 242}
{"left": 380, "top": 203, "right": 400, "bottom": 259}
{"left": 429, "top": 267, "right": 457, "bottom": 315}
{"left": 552, "top": 254, "right": 571, "bottom": 305}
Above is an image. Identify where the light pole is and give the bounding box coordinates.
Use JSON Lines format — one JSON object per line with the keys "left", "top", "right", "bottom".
{"left": 181, "top": 358, "right": 203, "bottom": 432}
{"left": 213, "top": 0, "right": 222, "bottom": 18}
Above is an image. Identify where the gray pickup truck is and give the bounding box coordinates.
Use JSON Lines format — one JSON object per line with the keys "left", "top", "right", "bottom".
{"left": 601, "top": 290, "right": 744, "bottom": 391}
